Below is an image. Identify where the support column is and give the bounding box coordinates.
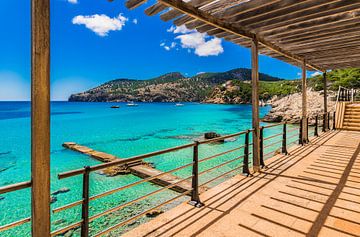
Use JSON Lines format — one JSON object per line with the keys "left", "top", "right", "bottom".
{"left": 31, "top": 0, "right": 51, "bottom": 236}
{"left": 302, "top": 60, "right": 308, "bottom": 143}
{"left": 323, "top": 72, "right": 328, "bottom": 130}
{"left": 251, "top": 37, "right": 260, "bottom": 172}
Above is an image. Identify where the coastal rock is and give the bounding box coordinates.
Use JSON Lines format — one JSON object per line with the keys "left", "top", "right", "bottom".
{"left": 50, "top": 195, "right": 57, "bottom": 204}
{"left": 263, "top": 89, "right": 335, "bottom": 124}
{"left": 0, "top": 196, "right": 4, "bottom": 201}
{"left": 51, "top": 187, "right": 70, "bottom": 195}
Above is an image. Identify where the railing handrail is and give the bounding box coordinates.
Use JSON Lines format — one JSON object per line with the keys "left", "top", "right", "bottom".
{"left": 0, "top": 181, "right": 32, "bottom": 195}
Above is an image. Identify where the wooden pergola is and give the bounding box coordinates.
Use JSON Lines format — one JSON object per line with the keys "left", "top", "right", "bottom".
{"left": 27, "top": 0, "right": 360, "bottom": 236}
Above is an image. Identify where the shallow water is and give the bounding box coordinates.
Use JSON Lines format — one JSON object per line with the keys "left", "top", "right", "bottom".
{"left": 0, "top": 102, "right": 296, "bottom": 236}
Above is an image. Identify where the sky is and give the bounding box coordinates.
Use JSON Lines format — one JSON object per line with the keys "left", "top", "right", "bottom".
{"left": 0, "top": 0, "right": 320, "bottom": 101}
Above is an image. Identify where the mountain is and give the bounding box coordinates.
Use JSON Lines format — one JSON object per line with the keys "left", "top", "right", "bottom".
{"left": 68, "top": 68, "right": 283, "bottom": 102}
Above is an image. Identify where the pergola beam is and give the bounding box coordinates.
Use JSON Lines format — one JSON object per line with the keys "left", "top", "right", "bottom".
{"left": 155, "top": 0, "right": 323, "bottom": 71}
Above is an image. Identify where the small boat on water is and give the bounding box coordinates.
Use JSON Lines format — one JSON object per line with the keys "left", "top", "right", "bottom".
{"left": 175, "top": 103, "right": 184, "bottom": 106}
{"left": 127, "top": 102, "right": 138, "bottom": 107}
{"left": 110, "top": 105, "right": 120, "bottom": 109}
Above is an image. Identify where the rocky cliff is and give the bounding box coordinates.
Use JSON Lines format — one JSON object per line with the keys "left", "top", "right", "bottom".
{"left": 263, "top": 89, "right": 336, "bottom": 124}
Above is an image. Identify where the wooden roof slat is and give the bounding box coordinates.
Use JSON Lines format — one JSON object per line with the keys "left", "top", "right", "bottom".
{"left": 271, "top": 18, "right": 360, "bottom": 41}
{"left": 201, "top": 0, "right": 250, "bottom": 14}
{"left": 126, "top": 0, "right": 148, "bottom": 10}
{"left": 160, "top": 9, "right": 184, "bottom": 21}
{"left": 285, "top": 36, "right": 360, "bottom": 51}
{"left": 185, "top": 19, "right": 207, "bottom": 29}
{"left": 174, "top": 15, "right": 195, "bottom": 26}
{"left": 280, "top": 27, "right": 360, "bottom": 45}
{"left": 229, "top": 0, "right": 324, "bottom": 25}
{"left": 257, "top": 1, "right": 360, "bottom": 35}
{"left": 206, "top": 28, "right": 225, "bottom": 36}
{"left": 294, "top": 41, "right": 360, "bottom": 55}
{"left": 221, "top": 0, "right": 281, "bottom": 19}
{"left": 145, "top": 2, "right": 168, "bottom": 16}
{"left": 196, "top": 24, "right": 216, "bottom": 33}
{"left": 301, "top": 46, "right": 360, "bottom": 57}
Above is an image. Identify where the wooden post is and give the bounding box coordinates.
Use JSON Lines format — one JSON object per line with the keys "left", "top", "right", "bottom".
{"left": 31, "top": 0, "right": 51, "bottom": 236}
{"left": 251, "top": 37, "right": 260, "bottom": 172}
{"left": 301, "top": 60, "right": 308, "bottom": 144}
{"left": 323, "top": 72, "right": 328, "bottom": 129}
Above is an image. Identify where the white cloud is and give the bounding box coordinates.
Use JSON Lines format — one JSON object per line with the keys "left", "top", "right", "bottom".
{"left": 160, "top": 41, "right": 177, "bottom": 51}
{"left": 311, "top": 71, "right": 321, "bottom": 77}
{"left": 168, "top": 25, "right": 224, "bottom": 57}
{"left": 0, "top": 71, "right": 30, "bottom": 101}
{"left": 132, "top": 19, "right": 138, "bottom": 24}
{"left": 197, "top": 72, "right": 205, "bottom": 75}
{"left": 68, "top": 0, "right": 78, "bottom": 4}
{"left": 297, "top": 72, "right": 302, "bottom": 77}
{"left": 72, "top": 13, "right": 128, "bottom": 37}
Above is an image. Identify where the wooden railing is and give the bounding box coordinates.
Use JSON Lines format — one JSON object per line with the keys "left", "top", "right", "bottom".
{"left": 0, "top": 181, "right": 32, "bottom": 232}
{"left": 0, "top": 113, "right": 337, "bottom": 237}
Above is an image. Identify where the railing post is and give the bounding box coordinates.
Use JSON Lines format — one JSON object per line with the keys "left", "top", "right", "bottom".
{"left": 282, "top": 123, "right": 288, "bottom": 155}
{"left": 333, "top": 111, "right": 336, "bottom": 130}
{"left": 242, "top": 130, "right": 251, "bottom": 176}
{"left": 81, "top": 166, "right": 90, "bottom": 237}
{"left": 306, "top": 117, "right": 309, "bottom": 143}
{"left": 327, "top": 112, "right": 330, "bottom": 130}
{"left": 322, "top": 113, "right": 326, "bottom": 132}
{"left": 314, "top": 115, "right": 319, "bottom": 137}
{"left": 299, "top": 118, "right": 303, "bottom": 145}
{"left": 189, "top": 141, "right": 203, "bottom": 207}
{"left": 259, "top": 127, "right": 265, "bottom": 168}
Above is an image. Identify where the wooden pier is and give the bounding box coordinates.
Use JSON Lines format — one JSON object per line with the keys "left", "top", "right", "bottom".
{"left": 63, "top": 142, "right": 207, "bottom": 194}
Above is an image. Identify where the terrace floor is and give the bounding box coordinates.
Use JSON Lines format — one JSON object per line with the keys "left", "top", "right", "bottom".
{"left": 123, "top": 130, "right": 360, "bottom": 237}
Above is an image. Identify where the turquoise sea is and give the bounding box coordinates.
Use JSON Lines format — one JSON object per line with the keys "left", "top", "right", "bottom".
{"left": 0, "top": 102, "right": 297, "bottom": 236}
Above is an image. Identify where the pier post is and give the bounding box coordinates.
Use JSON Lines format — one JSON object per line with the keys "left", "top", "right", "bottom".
{"left": 333, "top": 112, "right": 336, "bottom": 130}
{"left": 323, "top": 72, "right": 328, "bottom": 129}
{"left": 189, "top": 141, "right": 203, "bottom": 207}
{"left": 81, "top": 166, "right": 90, "bottom": 237}
{"left": 315, "top": 115, "right": 319, "bottom": 137}
{"left": 251, "top": 37, "right": 261, "bottom": 172}
{"left": 31, "top": 0, "right": 51, "bottom": 236}
{"left": 282, "top": 123, "right": 288, "bottom": 155}
{"left": 242, "top": 130, "right": 251, "bottom": 176}
{"left": 259, "top": 127, "right": 265, "bottom": 168}
{"left": 301, "top": 60, "right": 308, "bottom": 144}
{"left": 299, "top": 119, "right": 303, "bottom": 145}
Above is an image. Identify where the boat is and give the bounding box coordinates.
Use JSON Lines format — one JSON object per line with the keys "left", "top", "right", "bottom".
{"left": 127, "top": 102, "right": 138, "bottom": 107}
{"left": 175, "top": 103, "right": 184, "bottom": 106}
{"left": 110, "top": 105, "right": 120, "bottom": 109}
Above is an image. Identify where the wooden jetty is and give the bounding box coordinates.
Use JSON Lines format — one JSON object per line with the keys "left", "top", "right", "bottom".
{"left": 63, "top": 142, "right": 207, "bottom": 194}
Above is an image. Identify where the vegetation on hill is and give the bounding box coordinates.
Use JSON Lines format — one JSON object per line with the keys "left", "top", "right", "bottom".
{"left": 308, "top": 68, "right": 360, "bottom": 91}
{"left": 68, "top": 68, "right": 283, "bottom": 102}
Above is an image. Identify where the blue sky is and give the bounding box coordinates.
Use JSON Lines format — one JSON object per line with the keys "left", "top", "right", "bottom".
{"left": 0, "top": 0, "right": 316, "bottom": 101}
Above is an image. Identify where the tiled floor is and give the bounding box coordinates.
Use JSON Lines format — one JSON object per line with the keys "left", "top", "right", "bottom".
{"left": 123, "top": 130, "right": 360, "bottom": 237}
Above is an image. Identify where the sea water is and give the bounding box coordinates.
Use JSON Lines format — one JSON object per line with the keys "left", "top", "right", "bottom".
{"left": 0, "top": 102, "right": 292, "bottom": 236}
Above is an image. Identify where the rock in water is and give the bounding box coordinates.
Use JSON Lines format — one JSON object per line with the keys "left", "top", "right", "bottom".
{"left": 51, "top": 187, "right": 70, "bottom": 195}
{"left": 50, "top": 195, "right": 57, "bottom": 204}
{"left": 0, "top": 196, "right": 5, "bottom": 201}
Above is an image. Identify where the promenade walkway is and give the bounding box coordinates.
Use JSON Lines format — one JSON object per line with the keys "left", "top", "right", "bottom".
{"left": 124, "top": 130, "right": 360, "bottom": 237}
